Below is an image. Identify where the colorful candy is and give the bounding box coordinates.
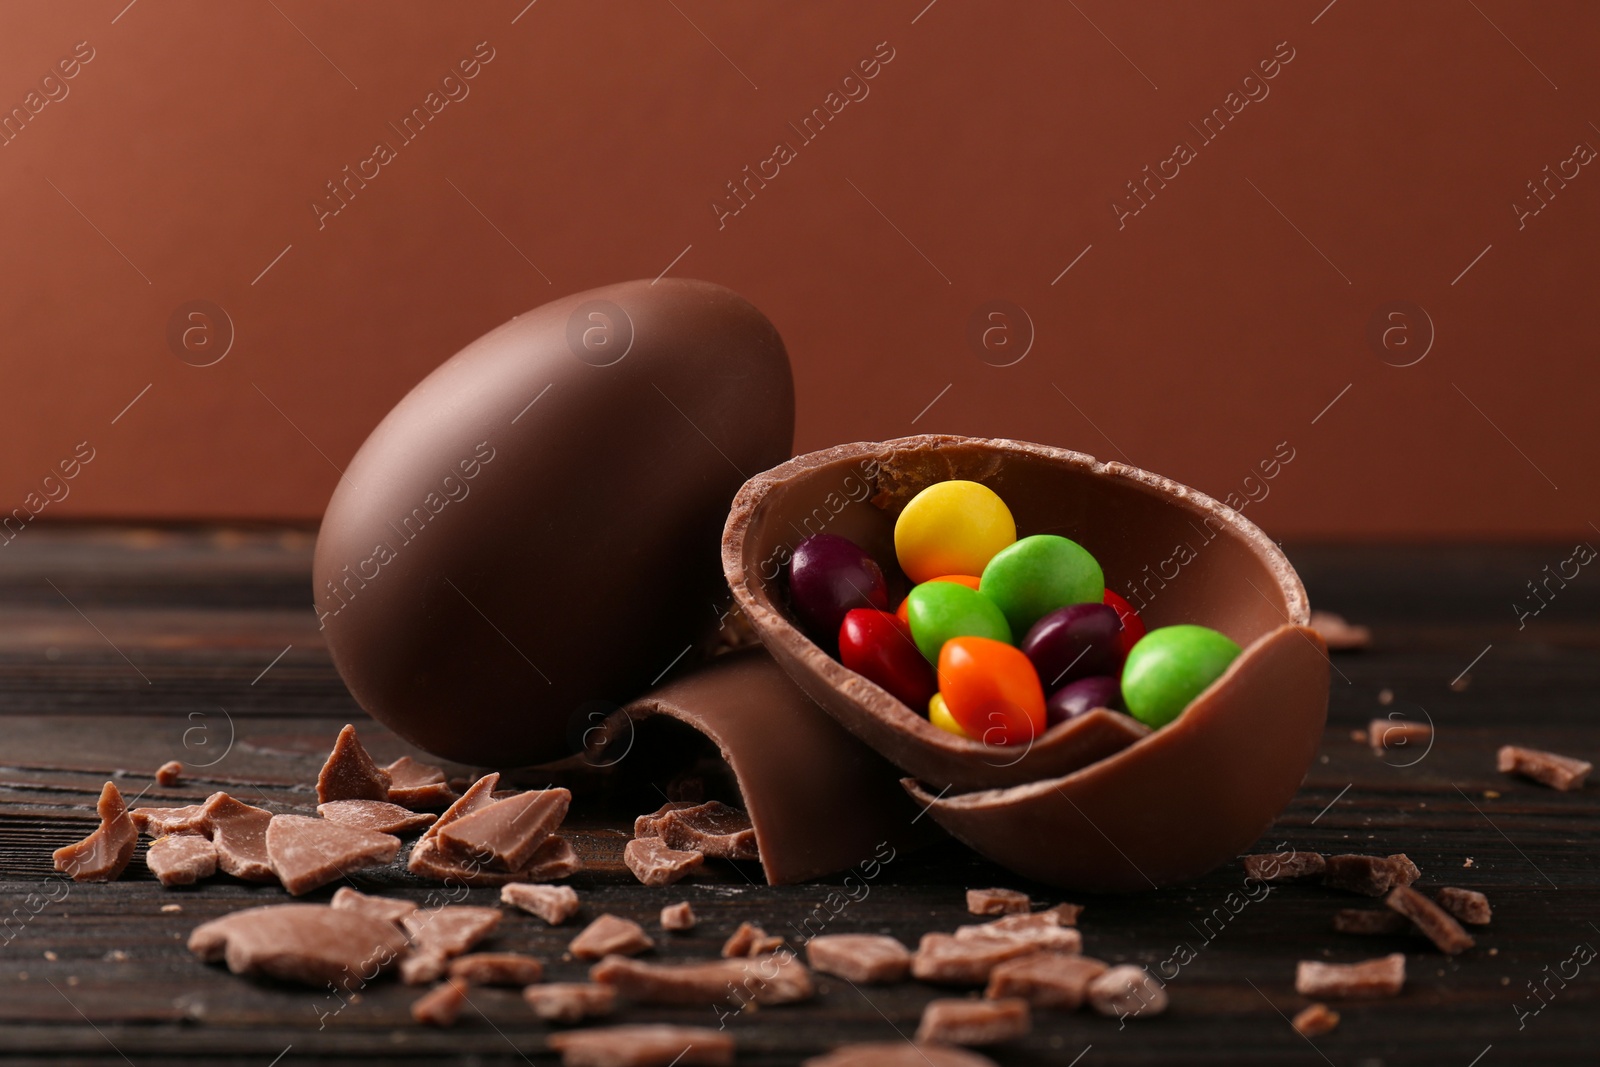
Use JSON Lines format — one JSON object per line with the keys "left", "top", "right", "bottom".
{"left": 978, "top": 534, "right": 1104, "bottom": 636}
{"left": 904, "top": 581, "right": 1012, "bottom": 664}
{"left": 927, "top": 692, "right": 969, "bottom": 738}
{"left": 1045, "top": 675, "right": 1122, "bottom": 726}
{"left": 1102, "top": 590, "right": 1146, "bottom": 657}
{"left": 837, "top": 608, "right": 938, "bottom": 712}
{"left": 1121, "top": 625, "right": 1242, "bottom": 728}
{"left": 788, "top": 534, "right": 888, "bottom": 647}
{"left": 894, "top": 574, "right": 980, "bottom": 623}
{"left": 937, "top": 636, "right": 1046, "bottom": 746}
{"left": 894, "top": 481, "right": 1015, "bottom": 584}
{"left": 1020, "top": 603, "right": 1124, "bottom": 691}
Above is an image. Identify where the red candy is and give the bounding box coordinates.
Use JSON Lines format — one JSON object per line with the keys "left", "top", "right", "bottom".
{"left": 937, "top": 636, "right": 1046, "bottom": 746}
{"left": 1103, "top": 590, "right": 1146, "bottom": 657}
{"left": 838, "top": 609, "right": 938, "bottom": 712}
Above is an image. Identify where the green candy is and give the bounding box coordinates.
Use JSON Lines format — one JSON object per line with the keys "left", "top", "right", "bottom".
{"left": 979, "top": 534, "right": 1104, "bottom": 636}
{"left": 1121, "top": 624, "right": 1242, "bottom": 728}
{"left": 904, "top": 581, "right": 1012, "bottom": 663}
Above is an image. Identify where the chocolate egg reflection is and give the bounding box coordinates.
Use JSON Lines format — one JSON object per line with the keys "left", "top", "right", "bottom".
{"left": 315, "top": 279, "right": 793, "bottom": 766}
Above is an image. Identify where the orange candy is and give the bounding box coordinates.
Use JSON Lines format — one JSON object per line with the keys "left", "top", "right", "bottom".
{"left": 894, "top": 574, "right": 981, "bottom": 623}
{"left": 936, "top": 636, "right": 1046, "bottom": 746}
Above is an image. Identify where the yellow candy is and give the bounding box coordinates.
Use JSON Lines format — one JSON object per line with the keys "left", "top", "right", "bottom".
{"left": 928, "top": 692, "right": 970, "bottom": 738}
{"left": 894, "top": 480, "right": 1016, "bottom": 584}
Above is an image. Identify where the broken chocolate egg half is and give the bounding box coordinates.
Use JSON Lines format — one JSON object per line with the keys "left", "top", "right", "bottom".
{"left": 723, "top": 435, "right": 1328, "bottom": 890}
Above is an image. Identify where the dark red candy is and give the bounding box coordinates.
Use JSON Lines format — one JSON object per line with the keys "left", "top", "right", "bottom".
{"left": 1046, "top": 674, "right": 1123, "bottom": 726}
{"left": 788, "top": 534, "right": 889, "bottom": 647}
{"left": 838, "top": 608, "right": 937, "bottom": 712}
{"left": 1020, "top": 603, "right": 1123, "bottom": 691}
{"left": 1102, "top": 590, "right": 1146, "bottom": 657}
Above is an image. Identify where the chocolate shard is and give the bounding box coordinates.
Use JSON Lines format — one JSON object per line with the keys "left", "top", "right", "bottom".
{"left": 805, "top": 934, "right": 911, "bottom": 984}
{"left": 660, "top": 901, "right": 696, "bottom": 932}
{"left": 1369, "top": 717, "right": 1431, "bottom": 752}
{"left": 546, "top": 1025, "right": 734, "bottom": 1067}
{"left": 201, "top": 792, "right": 277, "bottom": 882}
{"left": 657, "top": 801, "right": 759, "bottom": 861}
{"left": 411, "top": 977, "right": 469, "bottom": 1027}
{"left": 317, "top": 799, "right": 436, "bottom": 835}
{"left": 436, "top": 788, "right": 571, "bottom": 870}
{"left": 53, "top": 782, "right": 138, "bottom": 882}
{"left": 634, "top": 801, "right": 698, "bottom": 839}
{"left": 1436, "top": 886, "right": 1492, "bottom": 925}
{"left": 1295, "top": 953, "right": 1406, "bottom": 998}
{"left": 316, "top": 723, "right": 392, "bottom": 803}
{"left": 265, "top": 815, "right": 401, "bottom": 896}
{"left": 1292, "top": 1002, "right": 1340, "bottom": 1036}
{"left": 955, "top": 912, "right": 1081, "bottom": 953}
{"left": 400, "top": 949, "right": 450, "bottom": 986}
{"left": 1243, "top": 850, "right": 1326, "bottom": 882}
{"left": 1086, "top": 965, "right": 1168, "bottom": 1021}
{"left": 1387, "top": 853, "right": 1421, "bottom": 887}
{"left": 1041, "top": 902, "right": 1083, "bottom": 926}
{"left": 409, "top": 830, "right": 581, "bottom": 887}
{"left": 624, "top": 836, "right": 704, "bottom": 886}
{"left": 589, "top": 953, "right": 814, "bottom": 1006}
{"left": 423, "top": 772, "right": 501, "bottom": 838}
{"left": 385, "top": 755, "right": 457, "bottom": 809}
{"left": 448, "top": 952, "right": 544, "bottom": 986}
{"left": 966, "top": 888, "right": 1030, "bottom": 915}
{"left": 1323, "top": 855, "right": 1401, "bottom": 897}
{"left": 403, "top": 905, "right": 502, "bottom": 958}
{"left": 155, "top": 760, "right": 183, "bottom": 787}
{"left": 915, "top": 997, "right": 1031, "bottom": 1046}
{"left": 188, "top": 903, "right": 408, "bottom": 988}
{"left": 501, "top": 882, "right": 580, "bottom": 925}
{"left": 721, "top": 922, "right": 778, "bottom": 959}
{"left": 1498, "top": 745, "right": 1592, "bottom": 791}
{"left": 524, "top": 982, "right": 618, "bottom": 1023}
{"left": 332, "top": 886, "right": 418, "bottom": 926}
{"left": 803, "top": 1044, "right": 1000, "bottom": 1067}
{"left": 1308, "top": 610, "right": 1371, "bottom": 650}
{"left": 130, "top": 804, "right": 211, "bottom": 838}
{"left": 985, "top": 951, "right": 1107, "bottom": 1009}
{"left": 1332, "top": 908, "right": 1409, "bottom": 936}
{"left": 146, "top": 834, "right": 217, "bottom": 887}
{"left": 570, "top": 914, "right": 654, "bottom": 960}
{"left": 911, "top": 932, "right": 1043, "bottom": 986}
{"left": 1385, "top": 885, "right": 1475, "bottom": 955}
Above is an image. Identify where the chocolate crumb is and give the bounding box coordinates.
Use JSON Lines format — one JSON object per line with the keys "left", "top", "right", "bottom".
{"left": 806, "top": 934, "right": 911, "bottom": 985}
{"left": 1385, "top": 885, "right": 1474, "bottom": 955}
{"left": 146, "top": 834, "right": 217, "bottom": 887}
{"left": 915, "top": 996, "right": 1030, "bottom": 1045}
{"left": 155, "top": 761, "right": 183, "bottom": 787}
{"left": 1292, "top": 1002, "right": 1340, "bottom": 1036}
{"left": 1323, "top": 855, "right": 1400, "bottom": 897}
{"left": 1498, "top": 745, "right": 1591, "bottom": 791}
{"left": 546, "top": 1025, "right": 734, "bottom": 1067}
{"left": 53, "top": 782, "right": 137, "bottom": 882}
{"left": 966, "top": 888, "right": 1029, "bottom": 915}
{"left": 524, "top": 982, "right": 617, "bottom": 1023}
{"left": 624, "top": 836, "right": 704, "bottom": 886}
{"left": 448, "top": 952, "right": 543, "bottom": 986}
{"left": 660, "top": 901, "right": 696, "bottom": 932}
{"left": 570, "top": 914, "right": 654, "bottom": 960}
{"left": 1370, "top": 717, "right": 1431, "bottom": 752}
{"left": 1295, "top": 953, "right": 1405, "bottom": 998}
{"left": 1040, "top": 902, "right": 1083, "bottom": 926}
{"left": 1086, "top": 965, "right": 1168, "bottom": 1020}
{"left": 722, "top": 922, "right": 776, "bottom": 958}
{"left": 589, "top": 953, "right": 814, "bottom": 1006}
{"left": 411, "top": 977, "right": 469, "bottom": 1026}
{"left": 1308, "top": 610, "right": 1371, "bottom": 650}
{"left": 160, "top": 903, "right": 182, "bottom": 913}
{"left": 1243, "top": 851, "right": 1326, "bottom": 882}
{"left": 1436, "top": 887, "right": 1492, "bottom": 925}
{"left": 501, "top": 882, "right": 580, "bottom": 925}
{"left": 316, "top": 724, "right": 392, "bottom": 804}
{"left": 1332, "top": 909, "right": 1409, "bottom": 936}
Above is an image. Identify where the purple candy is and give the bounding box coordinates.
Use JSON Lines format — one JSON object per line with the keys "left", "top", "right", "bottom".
{"left": 1021, "top": 602, "right": 1124, "bottom": 691}
{"left": 787, "top": 534, "right": 888, "bottom": 646}
{"left": 1046, "top": 675, "right": 1123, "bottom": 726}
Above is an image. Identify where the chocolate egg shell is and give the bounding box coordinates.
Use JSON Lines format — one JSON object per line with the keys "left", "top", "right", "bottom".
{"left": 723, "top": 435, "right": 1327, "bottom": 888}
{"left": 314, "top": 279, "right": 793, "bottom": 766}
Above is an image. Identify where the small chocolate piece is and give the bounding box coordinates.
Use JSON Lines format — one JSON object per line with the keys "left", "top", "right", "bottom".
{"left": 1369, "top": 718, "right": 1431, "bottom": 752}
{"left": 1296, "top": 954, "right": 1405, "bottom": 997}
{"left": 914, "top": 997, "right": 1030, "bottom": 1046}
{"left": 660, "top": 901, "right": 696, "bottom": 931}
{"left": 624, "top": 837, "right": 704, "bottom": 886}
{"left": 1436, "top": 887, "right": 1492, "bottom": 925}
{"left": 332, "top": 886, "right": 418, "bottom": 925}
{"left": 1498, "top": 745, "right": 1592, "bottom": 791}
{"left": 1385, "top": 885, "right": 1475, "bottom": 955}
{"left": 1041, "top": 902, "right": 1083, "bottom": 926}
{"left": 955, "top": 912, "right": 1081, "bottom": 952}
{"left": 1323, "top": 855, "right": 1400, "bottom": 897}
{"left": 589, "top": 952, "right": 814, "bottom": 1005}
{"left": 805, "top": 934, "right": 911, "bottom": 984}
{"left": 448, "top": 952, "right": 544, "bottom": 986}
{"left": 634, "top": 801, "right": 697, "bottom": 838}
{"left": 316, "top": 724, "right": 392, "bottom": 803}
{"left": 155, "top": 760, "right": 183, "bottom": 787}
{"left": 401, "top": 949, "right": 450, "bottom": 986}
{"left": 1332, "top": 909, "right": 1409, "bottom": 936}
{"left": 53, "top": 782, "right": 138, "bottom": 882}
{"left": 501, "top": 882, "right": 580, "bottom": 925}
{"left": 1087, "top": 965, "right": 1168, "bottom": 1020}
{"left": 524, "top": 982, "right": 617, "bottom": 1023}
{"left": 985, "top": 952, "right": 1107, "bottom": 1009}
{"left": 318, "top": 799, "right": 436, "bottom": 835}
{"left": 130, "top": 804, "right": 210, "bottom": 838}
{"left": 1243, "top": 851, "right": 1326, "bottom": 882}
{"left": 411, "top": 977, "right": 469, "bottom": 1027}
{"left": 423, "top": 772, "right": 501, "bottom": 837}
{"left": 570, "top": 914, "right": 654, "bottom": 960}
{"left": 1292, "top": 1002, "right": 1340, "bottom": 1036}
{"left": 721, "top": 922, "right": 782, "bottom": 958}
{"left": 657, "top": 801, "right": 759, "bottom": 861}
{"left": 403, "top": 905, "right": 501, "bottom": 958}
{"left": 409, "top": 831, "right": 581, "bottom": 887}
{"left": 966, "top": 888, "right": 1030, "bottom": 916}
{"left": 1387, "top": 853, "right": 1421, "bottom": 887}
{"left": 189, "top": 903, "right": 408, "bottom": 988}
{"left": 546, "top": 1025, "right": 734, "bottom": 1067}
{"left": 265, "top": 815, "right": 401, "bottom": 896}
{"left": 146, "top": 834, "right": 217, "bottom": 887}
{"left": 202, "top": 792, "right": 276, "bottom": 882}
{"left": 1308, "top": 610, "right": 1371, "bottom": 650}
{"left": 385, "top": 755, "right": 457, "bottom": 809}
{"left": 911, "top": 933, "right": 1043, "bottom": 985}
{"left": 804, "top": 1045, "right": 1000, "bottom": 1067}
{"left": 436, "top": 788, "right": 571, "bottom": 870}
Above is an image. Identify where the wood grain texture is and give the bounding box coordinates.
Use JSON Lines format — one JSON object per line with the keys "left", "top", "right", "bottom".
{"left": 1, "top": 527, "right": 1597, "bottom": 1064}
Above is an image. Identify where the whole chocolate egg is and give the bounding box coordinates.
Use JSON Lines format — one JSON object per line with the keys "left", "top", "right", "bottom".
{"left": 314, "top": 279, "right": 793, "bottom": 766}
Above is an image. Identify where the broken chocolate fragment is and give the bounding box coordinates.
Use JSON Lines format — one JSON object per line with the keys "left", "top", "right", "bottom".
{"left": 1323, "top": 855, "right": 1400, "bottom": 897}
{"left": 385, "top": 755, "right": 457, "bottom": 809}
{"left": 1243, "top": 851, "right": 1326, "bottom": 882}
{"left": 955, "top": 912, "right": 1080, "bottom": 952}
{"left": 547, "top": 1025, "right": 734, "bottom": 1067}
{"left": 915, "top": 997, "right": 1030, "bottom": 1046}
{"left": 1498, "top": 745, "right": 1592, "bottom": 791}
{"left": 436, "top": 788, "right": 571, "bottom": 870}
{"left": 202, "top": 792, "right": 276, "bottom": 882}
{"left": 624, "top": 836, "right": 704, "bottom": 886}
{"left": 1332, "top": 909, "right": 1409, "bottom": 936}
{"left": 589, "top": 952, "right": 814, "bottom": 1005}
{"left": 423, "top": 772, "right": 501, "bottom": 838}
{"left": 1385, "top": 885, "right": 1474, "bottom": 955}
{"left": 985, "top": 952, "right": 1107, "bottom": 1009}
{"left": 400, "top": 949, "right": 450, "bottom": 986}
{"left": 411, "top": 977, "right": 469, "bottom": 1027}
{"left": 403, "top": 905, "right": 501, "bottom": 958}
{"left": 524, "top": 982, "right": 617, "bottom": 1023}
{"left": 316, "top": 724, "right": 392, "bottom": 803}
{"left": 1292, "top": 1001, "right": 1340, "bottom": 1036}
{"left": 804, "top": 1044, "right": 1000, "bottom": 1067}
{"left": 53, "top": 782, "right": 138, "bottom": 882}
{"left": 332, "top": 886, "right": 418, "bottom": 925}
{"left": 911, "top": 932, "right": 1043, "bottom": 986}
{"left": 265, "top": 815, "right": 401, "bottom": 896}
{"left": 156, "top": 760, "right": 183, "bottom": 787}
{"left": 1436, "top": 887, "right": 1492, "bottom": 925}
{"left": 966, "top": 888, "right": 1030, "bottom": 916}
{"left": 1041, "top": 902, "right": 1083, "bottom": 926}
{"left": 1086, "top": 965, "right": 1168, "bottom": 1020}
{"left": 660, "top": 901, "right": 696, "bottom": 932}
{"left": 1295, "top": 953, "right": 1405, "bottom": 998}
{"left": 1387, "top": 853, "right": 1421, "bottom": 887}
{"left": 501, "top": 882, "right": 580, "bottom": 925}
{"left": 634, "top": 801, "right": 698, "bottom": 838}
{"left": 409, "top": 831, "right": 581, "bottom": 887}
{"left": 318, "top": 799, "right": 436, "bottom": 835}
{"left": 146, "top": 834, "right": 218, "bottom": 887}
{"left": 189, "top": 903, "right": 408, "bottom": 988}
{"left": 1308, "top": 610, "right": 1371, "bottom": 650}
{"left": 657, "top": 801, "right": 759, "bottom": 861}
{"left": 448, "top": 952, "right": 544, "bottom": 986}
{"left": 130, "top": 804, "right": 210, "bottom": 838}
{"left": 805, "top": 934, "right": 911, "bottom": 984}
{"left": 1369, "top": 718, "right": 1431, "bottom": 752}
{"left": 570, "top": 914, "right": 654, "bottom": 960}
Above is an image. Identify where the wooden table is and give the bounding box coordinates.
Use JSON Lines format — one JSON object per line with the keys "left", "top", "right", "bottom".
{"left": 2, "top": 527, "right": 1595, "bottom": 1065}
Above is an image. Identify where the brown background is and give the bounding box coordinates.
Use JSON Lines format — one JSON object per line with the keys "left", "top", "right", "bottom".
{"left": 1, "top": 0, "right": 1595, "bottom": 539}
